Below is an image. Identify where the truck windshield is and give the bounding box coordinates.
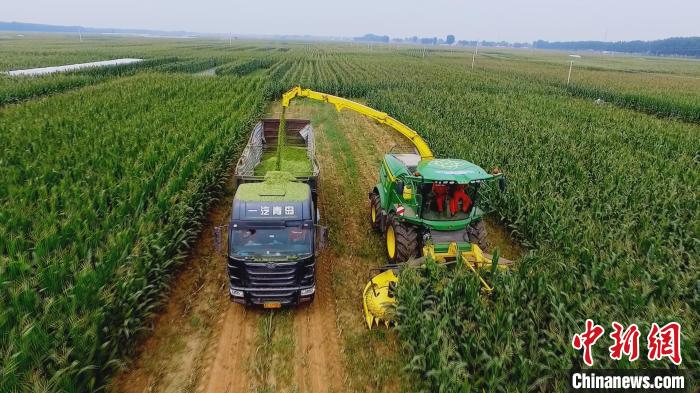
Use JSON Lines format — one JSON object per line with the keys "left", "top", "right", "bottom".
{"left": 230, "top": 226, "right": 312, "bottom": 257}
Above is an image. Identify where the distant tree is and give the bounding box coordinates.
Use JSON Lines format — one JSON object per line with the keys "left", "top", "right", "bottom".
{"left": 354, "top": 33, "right": 390, "bottom": 43}
{"left": 457, "top": 40, "right": 478, "bottom": 47}
{"left": 446, "top": 35, "right": 455, "bottom": 45}
{"left": 532, "top": 37, "right": 700, "bottom": 57}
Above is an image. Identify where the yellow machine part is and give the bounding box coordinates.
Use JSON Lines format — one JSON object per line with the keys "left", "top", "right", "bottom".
{"left": 362, "top": 243, "right": 512, "bottom": 329}
{"left": 424, "top": 243, "right": 504, "bottom": 292}
{"left": 362, "top": 269, "right": 399, "bottom": 329}
{"left": 386, "top": 226, "right": 396, "bottom": 259}
{"left": 282, "top": 86, "right": 434, "bottom": 161}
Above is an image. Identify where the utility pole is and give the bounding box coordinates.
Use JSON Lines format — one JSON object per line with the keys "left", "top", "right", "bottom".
{"left": 471, "top": 42, "right": 478, "bottom": 70}
{"left": 79, "top": 29, "right": 83, "bottom": 42}
{"left": 567, "top": 54, "right": 581, "bottom": 85}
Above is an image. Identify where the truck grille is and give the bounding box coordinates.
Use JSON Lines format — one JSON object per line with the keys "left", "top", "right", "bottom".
{"left": 245, "top": 262, "right": 297, "bottom": 287}
{"left": 228, "top": 258, "right": 315, "bottom": 305}
{"left": 228, "top": 260, "right": 313, "bottom": 287}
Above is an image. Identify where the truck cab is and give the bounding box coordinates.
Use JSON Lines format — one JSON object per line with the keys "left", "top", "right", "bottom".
{"left": 227, "top": 173, "right": 321, "bottom": 306}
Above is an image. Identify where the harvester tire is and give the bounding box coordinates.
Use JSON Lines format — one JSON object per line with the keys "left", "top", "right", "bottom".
{"left": 468, "top": 219, "right": 489, "bottom": 251}
{"left": 369, "top": 193, "right": 382, "bottom": 232}
{"left": 386, "top": 217, "right": 419, "bottom": 263}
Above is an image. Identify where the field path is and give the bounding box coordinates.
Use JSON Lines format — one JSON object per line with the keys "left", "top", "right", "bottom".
{"left": 199, "top": 306, "right": 257, "bottom": 393}
{"left": 111, "top": 100, "right": 419, "bottom": 393}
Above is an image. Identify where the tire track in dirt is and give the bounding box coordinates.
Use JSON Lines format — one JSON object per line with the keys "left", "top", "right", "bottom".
{"left": 292, "top": 252, "right": 345, "bottom": 393}
{"left": 199, "top": 306, "right": 258, "bottom": 393}
{"left": 284, "top": 101, "right": 404, "bottom": 392}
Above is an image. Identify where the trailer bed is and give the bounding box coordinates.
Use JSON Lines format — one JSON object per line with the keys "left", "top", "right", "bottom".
{"left": 234, "top": 118, "right": 319, "bottom": 200}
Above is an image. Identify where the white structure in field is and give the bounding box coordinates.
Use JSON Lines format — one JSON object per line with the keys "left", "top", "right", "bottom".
{"left": 5, "top": 58, "right": 143, "bottom": 76}
{"left": 567, "top": 54, "right": 581, "bottom": 85}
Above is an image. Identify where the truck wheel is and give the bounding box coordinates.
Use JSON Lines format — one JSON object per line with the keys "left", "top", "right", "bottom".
{"left": 369, "top": 192, "right": 382, "bottom": 232}
{"left": 467, "top": 219, "right": 489, "bottom": 251}
{"left": 386, "top": 217, "right": 419, "bottom": 262}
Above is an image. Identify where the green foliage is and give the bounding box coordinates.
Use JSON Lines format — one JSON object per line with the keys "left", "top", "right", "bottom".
{"left": 216, "top": 58, "right": 276, "bottom": 76}
{"left": 0, "top": 57, "right": 179, "bottom": 105}
{"left": 565, "top": 84, "right": 700, "bottom": 123}
{"left": 373, "top": 80, "right": 699, "bottom": 391}
{"left": 461, "top": 51, "right": 700, "bottom": 124}
{"left": 236, "top": 172, "right": 310, "bottom": 202}
{"left": 0, "top": 73, "right": 266, "bottom": 392}
{"left": 533, "top": 37, "right": 700, "bottom": 57}
{"left": 276, "top": 114, "right": 287, "bottom": 170}
{"left": 154, "top": 58, "right": 221, "bottom": 73}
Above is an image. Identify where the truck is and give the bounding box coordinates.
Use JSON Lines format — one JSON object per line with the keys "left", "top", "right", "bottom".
{"left": 223, "top": 118, "right": 325, "bottom": 307}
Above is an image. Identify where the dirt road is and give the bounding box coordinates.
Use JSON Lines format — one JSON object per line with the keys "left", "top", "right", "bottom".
{"left": 111, "top": 101, "right": 402, "bottom": 393}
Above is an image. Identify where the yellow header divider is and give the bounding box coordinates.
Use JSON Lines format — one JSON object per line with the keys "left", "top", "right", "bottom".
{"left": 282, "top": 86, "right": 434, "bottom": 160}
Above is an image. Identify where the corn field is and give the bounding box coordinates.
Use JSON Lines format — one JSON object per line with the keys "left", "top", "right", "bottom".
{"left": 0, "top": 37, "right": 697, "bottom": 392}
{"left": 267, "top": 45, "right": 699, "bottom": 391}
{"left": 1, "top": 73, "right": 266, "bottom": 392}
{"left": 373, "top": 82, "right": 699, "bottom": 391}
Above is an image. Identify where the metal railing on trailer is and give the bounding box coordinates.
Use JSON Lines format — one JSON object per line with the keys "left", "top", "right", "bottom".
{"left": 233, "top": 118, "right": 320, "bottom": 204}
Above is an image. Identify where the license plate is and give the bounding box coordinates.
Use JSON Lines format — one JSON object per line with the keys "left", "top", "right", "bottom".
{"left": 263, "top": 302, "right": 281, "bottom": 309}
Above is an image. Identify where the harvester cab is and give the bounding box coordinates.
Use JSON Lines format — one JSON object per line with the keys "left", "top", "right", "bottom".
{"left": 370, "top": 152, "right": 505, "bottom": 263}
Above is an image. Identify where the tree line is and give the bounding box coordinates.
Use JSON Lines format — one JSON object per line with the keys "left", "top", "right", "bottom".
{"left": 533, "top": 37, "right": 700, "bottom": 57}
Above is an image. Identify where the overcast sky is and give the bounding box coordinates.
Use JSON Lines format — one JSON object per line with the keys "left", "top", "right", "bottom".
{"left": 4, "top": 0, "right": 699, "bottom": 42}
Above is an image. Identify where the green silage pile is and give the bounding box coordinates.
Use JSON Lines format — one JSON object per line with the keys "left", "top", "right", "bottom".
{"left": 255, "top": 146, "right": 313, "bottom": 176}
{"left": 236, "top": 171, "right": 310, "bottom": 201}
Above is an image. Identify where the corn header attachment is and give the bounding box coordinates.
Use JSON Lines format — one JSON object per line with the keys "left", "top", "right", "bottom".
{"left": 362, "top": 243, "right": 512, "bottom": 329}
